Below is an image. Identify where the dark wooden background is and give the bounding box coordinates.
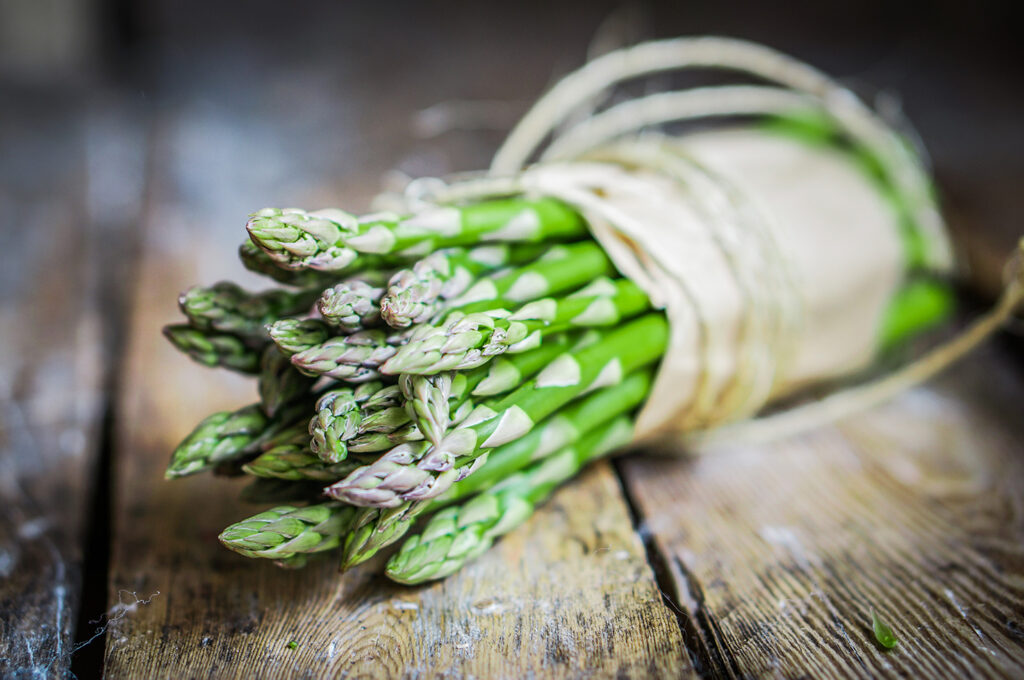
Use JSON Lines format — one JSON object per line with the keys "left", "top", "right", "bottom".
{"left": 2, "top": 1, "right": 1023, "bottom": 678}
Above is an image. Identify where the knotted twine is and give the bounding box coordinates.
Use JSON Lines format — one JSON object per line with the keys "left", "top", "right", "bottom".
{"left": 391, "top": 37, "right": 1023, "bottom": 447}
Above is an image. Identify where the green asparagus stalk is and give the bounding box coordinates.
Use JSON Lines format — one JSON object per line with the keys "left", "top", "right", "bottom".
{"left": 166, "top": 398, "right": 316, "bottom": 479}
{"left": 258, "top": 346, "right": 317, "bottom": 417}
{"left": 341, "top": 370, "right": 652, "bottom": 568}
{"left": 305, "top": 382, "right": 422, "bottom": 463}
{"left": 289, "top": 329, "right": 400, "bottom": 382}
{"left": 162, "top": 324, "right": 263, "bottom": 373}
{"left": 165, "top": 404, "right": 268, "bottom": 479}
{"left": 179, "top": 281, "right": 317, "bottom": 341}
{"left": 318, "top": 279, "right": 384, "bottom": 332}
{"left": 239, "top": 240, "right": 344, "bottom": 288}
{"left": 380, "top": 244, "right": 544, "bottom": 328}
{"left": 309, "top": 383, "right": 402, "bottom": 463}
{"left": 444, "top": 241, "right": 613, "bottom": 310}
{"left": 219, "top": 503, "right": 361, "bottom": 560}
{"left": 267, "top": 318, "right": 331, "bottom": 356}
{"left": 385, "top": 416, "right": 634, "bottom": 584}
{"left": 246, "top": 198, "right": 586, "bottom": 272}
{"left": 326, "top": 314, "right": 668, "bottom": 506}
{"left": 347, "top": 422, "right": 424, "bottom": 453}
{"left": 398, "top": 372, "right": 463, "bottom": 451}
{"left": 309, "top": 390, "right": 365, "bottom": 464}
{"left": 272, "top": 245, "right": 616, "bottom": 376}
{"left": 242, "top": 440, "right": 365, "bottom": 481}
{"left": 245, "top": 207, "right": 362, "bottom": 272}
{"left": 383, "top": 278, "right": 650, "bottom": 374}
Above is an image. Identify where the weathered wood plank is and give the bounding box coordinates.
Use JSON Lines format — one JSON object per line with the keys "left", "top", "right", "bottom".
{"left": 0, "top": 96, "right": 142, "bottom": 677}
{"left": 620, "top": 345, "right": 1024, "bottom": 678}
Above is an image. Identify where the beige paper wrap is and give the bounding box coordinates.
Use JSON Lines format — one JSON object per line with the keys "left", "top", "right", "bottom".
{"left": 518, "top": 130, "right": 910, "bottom": 439}
{"left": 399, "top": 37, "right": 960, "bottom": 442}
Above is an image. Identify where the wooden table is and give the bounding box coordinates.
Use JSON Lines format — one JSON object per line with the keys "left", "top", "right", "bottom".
{"left": 3, "top": 4, "right": 1024, "bottom": 678}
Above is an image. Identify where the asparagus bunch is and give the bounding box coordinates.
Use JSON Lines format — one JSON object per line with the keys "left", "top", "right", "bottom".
{"left": 165, "top": 192, "right": 664, "bottom": 585}
{"left": 159, "top": 90, "right": 956, "bottom": 586}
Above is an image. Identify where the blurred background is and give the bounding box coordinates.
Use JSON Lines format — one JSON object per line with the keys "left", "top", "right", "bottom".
{"left": 3, "top": 0, "right": 1023, "bottom": 231}
{"left": 2, "top": 0, "right": 1022, "bottom": 266}
{"left": 1, "top": 1, "right": 1022, "bottom": 677}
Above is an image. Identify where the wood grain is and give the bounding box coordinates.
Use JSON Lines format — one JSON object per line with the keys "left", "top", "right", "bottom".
{"left": 0, "top": 98, "right": 143, "bottom": 677}
{"left": 619, "top": 344, "right": 1024, "bottom": 678}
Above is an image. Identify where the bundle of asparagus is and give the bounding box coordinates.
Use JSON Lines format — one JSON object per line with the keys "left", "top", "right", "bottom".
{"left": 164, "top": 196, "right": 680, "bottom": 582}
{"left": 163, "top": 38, "right": 971, "bottom": 585}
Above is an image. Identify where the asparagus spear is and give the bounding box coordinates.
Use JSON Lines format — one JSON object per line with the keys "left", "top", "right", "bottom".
{"left": 326, "top": 314, "right": 668, "bottom": 506}
{"left": 444, "top": 241, "right": 613, "bottom": 310}
{"left": 268, "top": 319, "right": 331, "bottom": 356}
{"left": 179, "top": 281, "right": 318, "bottom": 341}
{"left": 347, "top": 422, "right": 424, "bottom": 452}
{"left": 242, "top": 439, "right": 365, "bottom": 481}
{"left": 289, "top": 329, "right": 400, "bottom": 382}
{"left": 166, "top": 397, "right": 316, "bottom": 479}
{"left": 398, "top": 372, "right": 464, "bottom": 451}
{"left": 239, "top": 239, "right": 343, "bottom": 288}
{"left": 258, "top": 346, "right": 317, "bottom": 418}
{"left": 383, "top": 278, "right": 650, "bottom": 374}
{"left": 219, "top": 503, "right": 360, "bottom": 560}
{"left": 385, "top": 416, "right": 634, "bottom": 584}
{"left": 341, "top": 370, "right": 652, "bottom": 568}
{"left": 246, "top": 207, "right": 362, "bottom": 272}
{"left": 318, "top": 279, "right": 384, "bottom": 332}
{"left": 380, "top": 244, "right": 545, "bottom": 328}
{"left": 165, "top": 404, "right": 268, "bottom": 479}
{"left": 163, "top": 324, "right": 263, "bottom": 373}
{"left": 246, "top": 197, "right": 586, "bottom": 272}
{"left": 309, "top": 383, "right": 402, "bottom": 463}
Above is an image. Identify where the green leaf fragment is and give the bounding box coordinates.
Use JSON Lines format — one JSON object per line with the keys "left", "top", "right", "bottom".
{"left": 871, "top": 609, "right": 898, "bottom": 649}
{"left": 288, "top": 640, "right": 299, "bottom": 650}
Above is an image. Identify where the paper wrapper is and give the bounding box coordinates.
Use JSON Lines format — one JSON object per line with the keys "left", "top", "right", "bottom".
{"left": 518, "top": 128, "right": 944, "bottom": 440}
